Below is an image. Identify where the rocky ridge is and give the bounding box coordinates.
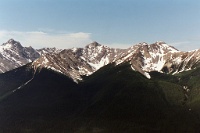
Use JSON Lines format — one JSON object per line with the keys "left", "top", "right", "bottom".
{"left": 32, "top": 41, "right": 200, "bottom": 82}
{"left": 0, "top": 39, "right": 40, "bottom": 73}
{"left": 0, "top": 39, "right": 199, "bottom": 82}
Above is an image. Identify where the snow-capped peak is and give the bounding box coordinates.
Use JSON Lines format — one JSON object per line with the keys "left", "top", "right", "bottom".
{"left": 85, "top": 41, "right": 101, "bottom": 48}
{"left": 37, "top": 47, "right": 62, "bottom": 55}
{"left": 31, "top": 41, "right": 184, "bottom": 81}
{"left": 155, "top": 41, "right": 166, "bottom": 44}
{"left": 7, "top": 38, "right": 18, "bottom": 44}
{"left": 1, "top": 39, "right": 199, "bottom": 82}
{"left": 1, "top": 39, "right": 23, "bottom": 49}
{"left": 0, "top": 39, "right": 40, "bottom": 73}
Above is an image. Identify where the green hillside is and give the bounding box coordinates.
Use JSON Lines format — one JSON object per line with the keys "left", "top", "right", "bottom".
{"left": 0, "top": 63, "right": 200, "bottom": 133}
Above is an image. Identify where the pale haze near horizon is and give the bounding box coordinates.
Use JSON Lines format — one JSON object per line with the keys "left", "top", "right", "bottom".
{"left": 0, "top": 0, "right": 200, "bottom": 51}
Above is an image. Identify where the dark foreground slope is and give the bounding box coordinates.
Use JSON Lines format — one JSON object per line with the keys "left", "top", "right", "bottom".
{"left": 0, "top": 65, "right": 34, "bottom": 101}
{"left": 0, "top": 67, "right": 78, "bottom": 133}
{"left": 0, "top": 63, "right": 200, "bottom": 133}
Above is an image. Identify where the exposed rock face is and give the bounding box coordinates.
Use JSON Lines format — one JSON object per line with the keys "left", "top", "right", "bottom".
{"left": 32, "top": 42, "right": 127, "bottom": 81}
{"left": 37, "top": 47, "right": 62, "bottom": 55}
{"left": 162, "top": 49, "right": 200, "bottom": 74}
{"left": 0, "top": 39, "right": 63, "bottom": 73}
{"left": 32, "top": 41, "right": 200, "bottom": 82}
{"left": 1, "top": 39, "right": 200, "bottom": 82}
{"left": 0, "top": 39, "right": 40, "bottom": 73}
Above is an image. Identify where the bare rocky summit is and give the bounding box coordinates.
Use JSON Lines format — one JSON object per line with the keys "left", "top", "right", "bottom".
{"left": 0, "top": 39, "right": 40, "bottom": 73}
{"left": 1, "top": 39, "right": 199, "bottom": 82}
{"left": 32, "top": 41, "right": 200, "bottom": 82}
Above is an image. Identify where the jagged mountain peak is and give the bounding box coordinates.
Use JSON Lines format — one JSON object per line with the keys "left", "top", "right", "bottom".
{"left": 32, "top": 42, "right": 126, "bottom": 82}
{"left": 31, "top": 40, "right": 200, "bottom": 82}
{"left": 134, "top": 41, "right": 179, "bottom": 55}
{"left": 152, "top": 41, "right": 178, "bottom": 51}
{"left": 136, "top": 41, "right": 166, "bottom": 46}
{"left": 0, "top": 39, "right": 40, "bottom": 73}
{"left": 1, "top": 39, "right": 199, "bottom": 83}
{"left": 132, "top": 41, "right": 178, "bottom": 53}
{"left": 85, "top": 41, "right": 102, "bottom": 48}
{"left": 2, "top": 38, "right": 23, "bottom": 49}
{"left": 7, "top": 38, "right": 18, "bottom": 44}
{"left": 137, "top": 42, "right": 148, "bottom": 46}
{"left": 155, "top": 41, "right": 166, "bottom": 44}
{"left": 37, "top": 47, "right": 62, "bottom": 55}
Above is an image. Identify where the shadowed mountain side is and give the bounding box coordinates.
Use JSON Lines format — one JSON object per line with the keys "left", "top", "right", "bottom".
{"left": 0, "top": 68, "right": 78, "bottom": 133}
{"left": 74, "top": 63, "right": 200, "bottom": 133}
{"left": 173, "top": 67, "right": 200, "bottom": 118}
{"left": 0, "top": 63, "right": 200, "bottom": 133}
{"left": 0, "top": 64, "right": 35, "bottom": 100}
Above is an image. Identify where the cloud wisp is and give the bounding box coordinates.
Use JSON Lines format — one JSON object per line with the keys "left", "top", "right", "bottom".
{"left": 0, "top": 30, "right": 92, "bottom": 49}
{"left": 169, "top": 41, "right": 200, "bottom": 51}
{"left": 0, "top": 30, "right": 199, "bottom": 51}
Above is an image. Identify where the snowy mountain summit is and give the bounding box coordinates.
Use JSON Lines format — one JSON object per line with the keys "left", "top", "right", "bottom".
{"left": 32, "top": 41, "right": 126, "bottom": 81}
{"left": 0, "top": 39, "right": 40, "bottom": 73}
{"left": 32, "top": 41, "right": 200, "bottom": 82}
{"left": 0, "top": 39, "right": 200, "bottom": 82}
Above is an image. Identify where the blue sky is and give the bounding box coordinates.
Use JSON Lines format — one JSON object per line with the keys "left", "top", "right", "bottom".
{"left": 0, "top": 0, "right": 200, "bottom": 51}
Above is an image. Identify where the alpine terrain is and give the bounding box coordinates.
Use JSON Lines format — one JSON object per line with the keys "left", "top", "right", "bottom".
{"left": 32, "top": 41, "right": 200, "bottom": 82}
{"left": 0, "top": 39, "right": 200, "bottom": 133}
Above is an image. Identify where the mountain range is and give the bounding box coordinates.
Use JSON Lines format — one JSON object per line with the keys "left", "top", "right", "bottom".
{"left": 1, "top": 39, "right": 200, "bottom": 82}
{"left": 0, "top": 39, "right": 200, "bottom": 133}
